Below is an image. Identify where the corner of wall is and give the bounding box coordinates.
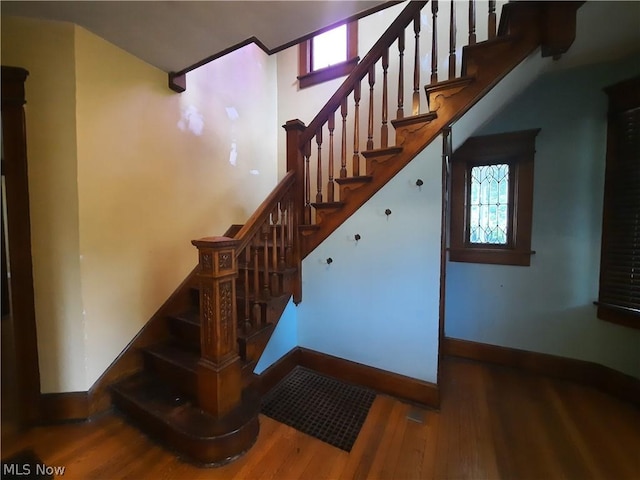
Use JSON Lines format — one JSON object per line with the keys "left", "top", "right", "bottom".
{"left": 254, "top": 297, "right": 299, "bottom": 374}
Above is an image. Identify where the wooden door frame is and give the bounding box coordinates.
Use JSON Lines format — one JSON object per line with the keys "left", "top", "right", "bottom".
{"left": 2, "top": 65, "right": 41, "bottom": 425}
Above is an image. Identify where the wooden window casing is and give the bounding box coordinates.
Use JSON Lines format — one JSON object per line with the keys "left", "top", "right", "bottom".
{"left": 449, "top": 130, "right": 540, "bottom": 266}
{"left": 596, "top": 76, "right": 640, "bottom": 329}
{"left": 298, "top": 22, "right": 358, "bottom": 89}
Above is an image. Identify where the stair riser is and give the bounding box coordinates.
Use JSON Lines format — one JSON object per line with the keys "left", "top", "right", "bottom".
{"left": 338, "top": 183, "right": 367, "bottom": 203}
{"left": 143, "top": 352, "right": 197, "bottom": 398}
{"left": 189, "top": 287, "right": 199, "bottom": 308}
{"left": 167, "top": 318, "right": 200, "bottom": 353}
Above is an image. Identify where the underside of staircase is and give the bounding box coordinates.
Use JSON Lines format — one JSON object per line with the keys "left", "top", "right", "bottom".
{"left": 110, "top": 0, "right": 581, "bottom": 466}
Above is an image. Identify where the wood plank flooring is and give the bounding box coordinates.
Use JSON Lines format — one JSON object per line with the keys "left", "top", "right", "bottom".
{"left": 2, "top": 357, "right": 639, "bottom": 479}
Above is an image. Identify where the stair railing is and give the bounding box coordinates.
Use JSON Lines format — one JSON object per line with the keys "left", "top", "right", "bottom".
{"left": 191, "top": 170, "right": 298, "bottom": 417}
{"left": 288, "top": 0, "right": 502, "bottom": 228}
{"left": 190, "top": 0, "right": 502, "bottom": 419}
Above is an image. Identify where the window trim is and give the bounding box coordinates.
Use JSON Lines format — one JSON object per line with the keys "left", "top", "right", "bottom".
{"left": 596, "top": 76, "right": 640, "bottom": 329}
{"left": 449, "top": 129, "right": 540, "bottom": 266}
{"left": 298, "top": 21, "right": 358, "bottom": 89}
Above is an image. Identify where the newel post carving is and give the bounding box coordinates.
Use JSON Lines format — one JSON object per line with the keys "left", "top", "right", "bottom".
{"left": 191, "top": 236, "right": 241, "bottom": 417}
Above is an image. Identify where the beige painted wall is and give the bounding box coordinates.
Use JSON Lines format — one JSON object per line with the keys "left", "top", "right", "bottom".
{"left": 3, "top": 16, "right": 278, "bottom": 392}
{"left": 74, "top": 27, "right": 278, "bottom": 388}
{"left": 2, "top": 17, "right": 87, "bottom": 392}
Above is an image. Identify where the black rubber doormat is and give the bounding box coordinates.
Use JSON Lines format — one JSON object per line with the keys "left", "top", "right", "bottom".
{"left": 261, "top": 366, "right": 376, "bottom": 452}
{"left": 1, "top": 449, "right": 53, "bottom": 479}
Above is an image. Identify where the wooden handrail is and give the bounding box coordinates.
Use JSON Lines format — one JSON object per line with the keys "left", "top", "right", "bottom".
{"left": 300, "top": 0, "right": 428, "bottom": 147}
{"left": 235, "top": 170, "right": 296, "bottom": 255}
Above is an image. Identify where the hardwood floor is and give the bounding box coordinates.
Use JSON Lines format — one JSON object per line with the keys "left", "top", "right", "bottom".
{"left": 2, "top": 357, "right": 639, "bottom": 479}
{"left": 1, "top": 315, "right": 20, "bottom": 442}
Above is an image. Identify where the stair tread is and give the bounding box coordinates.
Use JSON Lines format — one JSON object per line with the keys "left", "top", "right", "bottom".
{"left": 310, "top": 201, "right": 345, "bottom": 209}
{"left": 144, "top": 343, "right": 199, "bottom": 372}
{"left": 171, "top": 308, "right": 200, "bottom": 326}
{"left": 360, "top": 146, "right": 403, "bottom": 158}
{"left": 334, "top": 175, "right": 373, "bottom": 185}
{"left": 391, "top": 112, "right": 438, "bottom": 128}
{"left": 112, "top": 372, "right": 259, "bottom": 438}
{"left": 424, "top": 76, "right": 475, "bottom": 93}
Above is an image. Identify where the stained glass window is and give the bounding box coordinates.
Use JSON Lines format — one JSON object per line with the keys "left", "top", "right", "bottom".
{"left": 469, "top": 164, "right": 509, "bottom": 244}
{"left": 450, "top": 129, "right": 537, "bottom": 266}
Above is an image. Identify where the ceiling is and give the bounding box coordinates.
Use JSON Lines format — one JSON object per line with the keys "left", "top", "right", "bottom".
{"left": 2, "top": 1, "right": 639, "bottom": 76}
{"left": 1, "top": 1, "right": 390, "bottom": 74}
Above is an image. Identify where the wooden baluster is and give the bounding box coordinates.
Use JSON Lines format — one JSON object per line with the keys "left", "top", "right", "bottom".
{"left": 397, "top": 30, "right": 405, "bottom": 119}
{"left": 252, "top": 236, "right": 260, "bottom": 324}
{"left": 328, "top": 112, "right": 336, "bottom": 202}
{"left": 316, "top": 127, "right": 323, "bottom": 203}
{"left": 367, "top": 64, "right": 375, "bottom": 151}
{"left": 271, "top": 209, "right": 279, "bottom": 294}
{"left": 413, "top": 11, "right": 421, "bottom": 115}
{"left": 243, "top": 247, "right": 251, "bottom": 332}
{"left": 262, "top": 226, "right": 270, "bottom": 301}
{"left": 340, "top": 98, "right": 348, "bottom": 178}
{"left": 488, "top": 0, "right": 496, "bottom": 39}
{"left": 449, "top": 0, "right": 456, "bottom": 79}
{"left": 279, "top": 201, "right": 286, "bottom": 269}
{"left": 431, "top": 1, "right": 439, "bottom": 84}
{"left": 381, "top": 48, "right": 389, "bottom": 148}
{"left": 353, "top": 81, "right": 361, "bottom": 176}
{"left": 303, "top": 140, "right": 312, "bottom": 224}
{"left": 286, "top": 194, "right": 294, "bottom": 267}
{"left": 468, "top": 0, "right": 476, "bottom": 45}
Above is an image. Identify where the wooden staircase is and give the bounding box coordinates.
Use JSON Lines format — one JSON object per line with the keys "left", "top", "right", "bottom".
{"left": 111, "top": 0, "right": 581, "bottom": 466}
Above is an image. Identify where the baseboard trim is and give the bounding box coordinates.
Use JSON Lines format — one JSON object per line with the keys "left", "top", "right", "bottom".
{"left": 42, "top": 343, "right": 440, "bottom": 423}
{"left": 38, "top": 268, "right": 199, "bottom": 424}
{"left": 40, "top": 392, "right": 90, "bottom": 423}
{"left": 442, "top": 337, "right": 640, "bottom": 405}
{"left": 256, "top": 347, "right": 301, "bottom": 395}
{"left": 302, "top": 348, "right": 440, "bottom": 407}
{"left": 257, "top": 347, "right": 439, "bottom": 408}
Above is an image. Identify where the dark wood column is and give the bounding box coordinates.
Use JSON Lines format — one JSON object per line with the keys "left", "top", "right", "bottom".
{"left": 1, "top": 65, "right": 41, "bottom": 425}
{"left": 191, "top": 236, "right": 242, "bottom": 417}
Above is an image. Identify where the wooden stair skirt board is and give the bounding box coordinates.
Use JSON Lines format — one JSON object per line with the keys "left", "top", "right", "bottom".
{"left": 258, "top": 347, "right": 440, "bottom": 409}
{"left": 110, "top": 373, "right": 260, "bottom": 466}
{"left": 441, "top": 337, "right": 640, "bottom": 406}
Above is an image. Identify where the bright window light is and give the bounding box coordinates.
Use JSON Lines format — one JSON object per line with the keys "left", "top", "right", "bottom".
{"left": 312, "top": 24, "right": 347, "bottom": 71}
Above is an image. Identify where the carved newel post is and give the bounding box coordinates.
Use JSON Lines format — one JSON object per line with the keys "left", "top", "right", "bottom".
{"left": 191, "top": 236, "right": 242, "bottom": 417}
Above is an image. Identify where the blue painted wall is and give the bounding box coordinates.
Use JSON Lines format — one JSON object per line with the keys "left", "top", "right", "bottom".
{"left": 254, "top": 298, "right": 298, "bottom": 374}
{"left": 445, "top": 54, "right": 640, "bottom": 378}
{"left": 296, "top": 141, "right": 443, "bottom": 383}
